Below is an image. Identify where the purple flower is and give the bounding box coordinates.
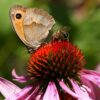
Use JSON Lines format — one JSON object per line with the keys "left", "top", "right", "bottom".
{"left": 0, "top": 41, "right": 100, "bottom": 100}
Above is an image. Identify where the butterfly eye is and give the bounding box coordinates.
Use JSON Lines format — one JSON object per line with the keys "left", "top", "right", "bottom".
{"left": 16, "top": 13, "right": 22, "bottom": 19}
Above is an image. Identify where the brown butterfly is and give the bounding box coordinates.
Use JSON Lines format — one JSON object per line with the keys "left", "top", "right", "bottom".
{"left": 10, "top": 5, "right": 55, "bottom": 50}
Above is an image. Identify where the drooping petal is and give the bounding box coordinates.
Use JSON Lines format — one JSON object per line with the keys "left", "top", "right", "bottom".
{"left": 89, "top": 81, "right": 100, "bottom": 100}
{"left": 81, "top": 76, "right": 98, "bottom": 100}
{"left": 12, "top": 69, "right": 29, "bottom": 83}
{"left": 43, "top": 82, "right": 60, "bottom": 100}
{"left": 6, "top": 85, "right": 33, "bottom": 100}
{"left": 26, "top": 85, "right": 41, "bottom": 100}
{"left": 80, "top": 69, "right": 100, "bottom": 100}
{"left": 7, "top": 80, "right": 42, "bottom": 100}
{"left": 59, "top": 80, "right": 79, "bottom": 99}
{"left": 71, "top": 80, "right": 92, "bottom": 100}
{"left": 81, "top": 69, "right": 100, "bottom": 77}
{"left": 0, "top": 77, "right": 21, "bottom": 99}
{"left": 81, "top": 69, "right": 100, "bottom": 88}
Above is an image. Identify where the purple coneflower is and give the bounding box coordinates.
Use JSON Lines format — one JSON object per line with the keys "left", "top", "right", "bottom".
{"left": 0, "top": 40, "right": 100, "bottom": 100}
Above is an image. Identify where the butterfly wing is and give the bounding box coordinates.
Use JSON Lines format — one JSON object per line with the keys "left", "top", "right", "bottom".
{"left": 10, "top": 5, "right": 31, "bottom": 47}
{"left": 23, "top": 8, "right": 55, "bottom": 49}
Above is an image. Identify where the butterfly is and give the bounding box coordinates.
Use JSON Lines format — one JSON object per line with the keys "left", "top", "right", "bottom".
{"left": 10, "top": 5, "right": 55, "bottom": 50}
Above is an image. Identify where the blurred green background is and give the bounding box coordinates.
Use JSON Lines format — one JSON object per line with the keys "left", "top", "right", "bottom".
{"left": 0, "top": 0, "right": 100, "bottom": 80}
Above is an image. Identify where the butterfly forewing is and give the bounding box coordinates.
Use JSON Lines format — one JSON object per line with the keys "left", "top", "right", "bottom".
{"left": 10, "top": 5, "right": 32, "bottom": 47}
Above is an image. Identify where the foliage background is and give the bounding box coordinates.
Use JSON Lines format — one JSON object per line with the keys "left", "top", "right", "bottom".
{"left": 0, "top": 0, "right": 100, "bottom": 81}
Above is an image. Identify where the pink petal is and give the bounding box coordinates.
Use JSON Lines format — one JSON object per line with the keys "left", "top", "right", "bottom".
{"left": 0, "top": 77, "right": 21, "bottom": 99}
{"left": 81, "top": 69, "right": 100, "bottom": 77}
{"left": 59, "top": 80, "right": 79, "bottom": 99}
{"left": 80, "top": 70, "right": 100, "bottom": 100}
{"left": 12, "top": 69, "right": 29, "bottom": 83}
{"left": 43, "top": 82, "right": 60, "bottom": 100}
{"left": 71, "top": 80, "right": 92, "bottom": 100}
{"left": 6, "top": 85, "right": 33, "bottom": 100}
{"left": 26, "top": 85, "right": 40, "bottom": 100}
{"left": 7, "top": 81, "right": 42, "bottom": 100}
{"left": 81, "top": 69, "right": 100, "bottom": 88}
{"left": 90, "top": 81, "right": 100, "bottom": 100}
{"left": 8, "top": 85, "right": 33, "bottom": 100}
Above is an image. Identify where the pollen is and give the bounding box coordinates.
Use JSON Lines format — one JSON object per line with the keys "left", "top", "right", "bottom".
{"left": 27, "top": 41, "right": 86, "bottom": 81}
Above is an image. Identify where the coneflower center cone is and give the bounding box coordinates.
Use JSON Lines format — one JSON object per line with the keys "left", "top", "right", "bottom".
{"left": 27, "top": 40, "right": 85, "bottom": 82}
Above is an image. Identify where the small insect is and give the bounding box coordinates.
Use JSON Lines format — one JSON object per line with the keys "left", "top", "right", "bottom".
{"left": 10, "top": 5, "right": 55, "bottom": 50}
{"left": 52, "top": 26, "right": 70, "bottom": 41}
